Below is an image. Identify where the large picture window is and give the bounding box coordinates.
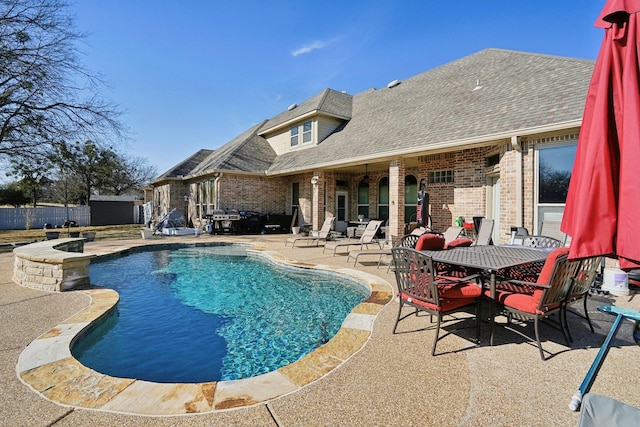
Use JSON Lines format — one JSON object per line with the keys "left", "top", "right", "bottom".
{"left": 536, "top": 141, "right": 577, "bottom": 232}
{"left": 538, "top": 144, "right": 577, "bottom": 203}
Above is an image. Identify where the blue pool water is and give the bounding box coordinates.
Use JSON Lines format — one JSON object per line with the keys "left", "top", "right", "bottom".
{"left": 72, "top": 245, "right": 369, "bottom": 383}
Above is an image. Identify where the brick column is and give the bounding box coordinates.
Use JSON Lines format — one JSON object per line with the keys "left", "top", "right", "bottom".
{"left": 388, "top": 159, "right": 405, "bottom": 241}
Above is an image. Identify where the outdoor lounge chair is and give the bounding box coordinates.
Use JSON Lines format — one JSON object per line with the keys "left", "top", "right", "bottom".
{"left": 391, "top": 247, "right": 482, "bottom": 356}
{"left": 442, "top": 226, "right": 463, "bottom": 245}
{"left": 487, "top": 247, "right": 579, "bottom": 360}
{"left": 323, "top": 220, "right": 383, "bottom": 256}
{"left": 347, "top": 238, "right": 394, "bottom": 266}
{"left": 351, "top": 230, "right": 429, "bottom": 269}
{"left": 473, "top": 218, "right": 494, "bottom": 246}
{"left": 285, "top": 217, "right": 335, "bottom": 247}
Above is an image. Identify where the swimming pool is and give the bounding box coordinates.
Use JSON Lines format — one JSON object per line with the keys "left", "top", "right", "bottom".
{"left": 72, "top": 244, "right": 369, "bottom": 383}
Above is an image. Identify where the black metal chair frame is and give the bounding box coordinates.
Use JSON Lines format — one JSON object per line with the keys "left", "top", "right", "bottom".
{"left": 384, "top": 233, "right": 422, "bottom": 272}
{"left": 522, "top": 235, "right": 563, "bottom": 248}
{"left": 562, "top": 256, "right": 603, "bottom": 342}
{"left": 391, "top": 247, "right": 481, "bottom": 356}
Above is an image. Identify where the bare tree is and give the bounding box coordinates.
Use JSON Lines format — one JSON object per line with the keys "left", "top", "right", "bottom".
{"left": 0, "top": 0, "right": 124, "bottom": 163}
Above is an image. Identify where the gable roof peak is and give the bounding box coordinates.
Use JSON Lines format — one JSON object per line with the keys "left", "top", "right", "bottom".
{"left": 260, "top": 88, "right": 352, "bottom": 134}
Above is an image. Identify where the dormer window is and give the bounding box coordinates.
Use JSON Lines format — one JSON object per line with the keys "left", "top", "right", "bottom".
{"left": 290, "top": 120, "right": 313, "bottom": 148}
{"left": 302, "top": 120, "right": 312, "bottom": 143}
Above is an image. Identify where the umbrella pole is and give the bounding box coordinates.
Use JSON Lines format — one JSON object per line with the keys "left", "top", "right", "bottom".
{"left": 569, "top": 312, "right": 624, "bottom": 411}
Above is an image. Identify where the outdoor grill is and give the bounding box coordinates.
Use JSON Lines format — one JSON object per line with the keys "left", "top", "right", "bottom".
{"left": 206, "top": 209, "right": 240, "bottom": 233}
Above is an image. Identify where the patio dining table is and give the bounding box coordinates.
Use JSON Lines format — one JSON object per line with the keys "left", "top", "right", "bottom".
{"left": 419, "top": 245, "right": 552, "bottom": 344}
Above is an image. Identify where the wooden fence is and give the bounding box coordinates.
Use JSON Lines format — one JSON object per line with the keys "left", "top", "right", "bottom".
{"left": 0, "top": 206, "right": 91, "bottom": 230}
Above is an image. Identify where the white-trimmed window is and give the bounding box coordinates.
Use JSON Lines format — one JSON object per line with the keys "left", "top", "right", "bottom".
{"left": 290, "top": 126, "right": 299, "bottom": 147}
{"left": 302, "top": 120, "right": 312, "bottom": 143}
{"left": 535, "top": 141, "right": 577, "bottom": 232}
{"left": 290, "top": 120, "right": 313, "bottom": 148}
{"left": 429, "top": 170, "right": 454, "bottom": 184}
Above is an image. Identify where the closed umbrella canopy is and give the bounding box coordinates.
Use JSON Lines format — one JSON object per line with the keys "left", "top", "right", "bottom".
{"left": 562, "top": 0, "right": 640, "bottom": 270}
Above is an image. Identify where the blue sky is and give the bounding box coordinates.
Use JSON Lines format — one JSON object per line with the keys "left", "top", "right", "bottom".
{"left": 73, "top": 1, "right": 605, "bottom": 175}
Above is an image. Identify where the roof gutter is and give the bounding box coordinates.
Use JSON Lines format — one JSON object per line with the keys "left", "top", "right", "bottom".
{"left": 183, "top": 168, "right": 267, "bottom": 180}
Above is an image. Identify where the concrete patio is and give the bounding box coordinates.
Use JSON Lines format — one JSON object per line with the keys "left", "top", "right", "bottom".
{"left": 1, "top": 233, "right": 639, "bottom": 426}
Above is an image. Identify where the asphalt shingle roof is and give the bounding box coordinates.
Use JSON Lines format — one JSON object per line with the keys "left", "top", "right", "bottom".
{"left": 155, "top": 149, "right": 214, "bottom": 180}
{"left": 267, "top": 48, "right": 594, "bottom": 174}
{"left": 156, "top": 48, "right": 595, "bottom": 180}
{"left": 190, "top": 120, "right": 275, "bottom": 175}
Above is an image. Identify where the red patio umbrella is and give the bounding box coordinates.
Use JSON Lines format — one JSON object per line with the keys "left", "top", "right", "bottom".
{"left": 562, "top": 0, "right": 640, "bottom": 270}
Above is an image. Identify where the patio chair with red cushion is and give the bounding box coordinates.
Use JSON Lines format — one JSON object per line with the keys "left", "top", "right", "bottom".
{"left": 486, "top": 247, "right": 579, "bottom": 360}
{"left": 391, "top": 247, "right": 482, "bottom": 356}
{"left": 562, "top": 256, "right": 603, "bottom": 342}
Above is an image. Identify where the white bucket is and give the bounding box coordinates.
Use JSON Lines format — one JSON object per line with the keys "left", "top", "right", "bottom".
{"left": 602, "top": 268, "right": 629, "bottom": 296}
{"left": 292, "top": 226, "right": 301, "bottom": 235}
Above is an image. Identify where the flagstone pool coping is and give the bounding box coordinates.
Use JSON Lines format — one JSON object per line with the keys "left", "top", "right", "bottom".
{"left": 16, "top": 240, "right": 393, "bottom": 416}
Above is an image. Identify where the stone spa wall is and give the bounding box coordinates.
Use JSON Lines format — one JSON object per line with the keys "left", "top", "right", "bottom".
{"left": 13, "top": 238, "right": 94, "bottom": 292}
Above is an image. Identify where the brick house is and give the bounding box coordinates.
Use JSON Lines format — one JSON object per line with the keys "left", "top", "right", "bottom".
{"left": 150, "top": 48, "right": 594, "bottom": 244}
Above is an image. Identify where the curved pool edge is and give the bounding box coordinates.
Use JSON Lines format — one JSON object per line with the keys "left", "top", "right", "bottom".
{"left": 16, "top": 239, "right": 394, "bottom": 416}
